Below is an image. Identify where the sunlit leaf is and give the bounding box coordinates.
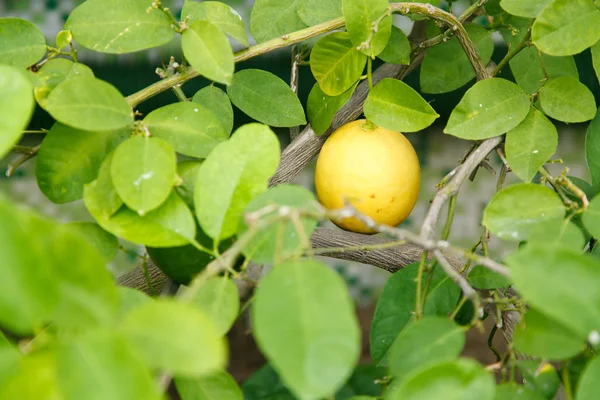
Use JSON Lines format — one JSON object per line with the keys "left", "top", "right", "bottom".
{"left": 182, "top": 1, "right": 249, "bottom": 46}
{"left": 250, "top": 0, "right": 307, "bottom": 43}
{"left": 34, "top": 58, "right": 94, "bottom": 108}
{"left": 192, "top": 85, "right": 234, "bottom": 135}
{"left": 342, "top": 0, "right": 392, "bottom": 57}
{"left": 297, "top": 0, "right": 342, "bottom": 25}
{"left": 500, "top": 0, "right": 551, "bottom": 18}
{"left": 0, "top": 17, "right": 46, "bottom": 68}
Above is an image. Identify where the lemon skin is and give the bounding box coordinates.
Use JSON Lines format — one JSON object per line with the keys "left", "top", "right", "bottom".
{"left": 314, "top": 120, "right": 421, "bottom": 234}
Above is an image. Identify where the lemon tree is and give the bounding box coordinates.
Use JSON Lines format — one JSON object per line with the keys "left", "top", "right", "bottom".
{"left": 2, "top": 0, "right": 600, "bottom": 399}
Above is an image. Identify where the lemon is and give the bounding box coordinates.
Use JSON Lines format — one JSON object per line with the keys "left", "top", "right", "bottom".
{"left": 314, "top": 120, "right": 420, "bottom": 234}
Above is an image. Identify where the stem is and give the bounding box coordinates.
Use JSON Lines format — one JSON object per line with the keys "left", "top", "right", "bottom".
{"left": 442, "top": 195, "right": 457, "bottom": 241}
{"left": 449, "top": 295, "right": 468, "bottom": 320}
{"left": 5, "top": 145, "right": 40, "bottom": 177}
{"left": 491, "top": 28, "right": 531, "bottom": 77}
{"left": 561, "top": 364, "right": 574, "bottom": 400}
{"left": 289, "top": 44, "right": 301, "bottom": 140}
{"left": 172, "top": 85, "right": 189, "bottom": 102}
{"left": 367, "top": 57, "right": 374, "bottom": 90}
{"left": 487, "top": 325, "right": 502, "bottom": 361}
{"left": 414, "top": 252, "right": 428, "bottom": 321}
{"left": 11, "top": 145, "right": 38, "bottom": 155}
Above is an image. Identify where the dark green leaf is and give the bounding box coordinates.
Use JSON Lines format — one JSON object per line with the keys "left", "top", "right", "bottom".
{"left": 83, "top": 151, "right": 123, "bottom": 219}
{"left": 500, "top": 0, "right": 551, "bottom": 18}
{"left": 528, "top": 218, "right": 585, "bottom": 251}
{"left": 65, "top": 0, "right": 174, "bottom": 54}
{"left": 495, "top": 384, "right": 545, "bottom": 400}
{"left": 467, "top": 266, "right": 512, "bottom": 289}
{"left": 64, "top": 222, "right": 119, "bottom": 263}
{"left": 297, "top": 0, "right": 342, "bottom": 25}
{"left": 518, "top": 361, "right": 560, "bottom": 400}
{"left": 242, "top": 364, "right": 296, "bottom": 400}
{"left": 378, "top": 26, "right": 411, "bottom": 65}
{"left": 592, "top": 41, "right": 600, "bottom": 85}
{"left": 175, "top": 160, "right": 203, "bottom": 210}
{"left": 227, "top": 69, "right": 306, "bottom": 127}
{"left": 364, "top": 78, "right": 439, "bottom": 132}
{"left": 483, "top": 183, "right": 565, "bottom": 241}
{"left": 342, "top": 0, "right": 392, "bottom": 57}
{"left": 0, "top": 17, "right": 46, "bottom": 68}
{"left": 186, "top": 276, "right": 240, "bottom": 335}
{"left": 192, "top": 85, "right": 234, "bottom": 135}
{"left": 444, "top": 78, "right": 531, "bottom": 140}
{"left": 176, "top": 370, "right": 243, "bottom": 400}
{"left": 34, "top": 58, "right": 94, "bottom": 108}
{"left": 307, "top": 81, "right": 357, "bottom": 135}
{"left": 539, "top": 77, "right": 597, "bottom": 123}
{"left": 250, "top": 0, "right": 307, "bottom": 43}
{"left": 181, "top": 1, "right": 249, "bottom": 46}
{"left": 252, "top": 259, "right": 361, "bottom": 399}
{"left": 576, "top": 355, "right": 600, "bottom": 400}
{"left": 144, "top": 102, "right": 229, "bottom": 158}
{"left": 586, "top": 109, "right": 600, "bottom": 190}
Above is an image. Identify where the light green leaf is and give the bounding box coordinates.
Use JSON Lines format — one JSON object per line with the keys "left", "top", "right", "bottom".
{"left": 181, "top": 1, "right": 249, "bottom": 46}
{"left": 528, "top": 218, "right": 585, "bottom": 251}
{"left": 513, "top": 308, "right": 584, "bottom": 360}
{"left": 56, "top": 329, "right": 161, "bottom": 400}
{"left": 33, "top": 58, "right": 94, "bottom": 109}
{"left": 342, "top": 0, "right": 392, "bottom": 57}
{"left": 444, "top": 78, "right": 531, "bottom": 140}
{"left": 297, "top": 0, "right": 342, "bottom": 25}
{"left": 192, "top": 85, "right": 234, "bottom": 135}
{"left": 583, "top": 194, "right": 600, "bottom": 239}
{"left": 238, "top": 185, "right": 319, "bottom": 264}
{"left": 35, "top": 123, "right": 128, "bottom": 204}
{"left": 378, "top": 26, "right": 411, "bottom": 65}
{"left": 307, "top": 81, "right": 357, "bottom": 135}
{"left": 539, "top": 76, "right": 597, "bottom": 123}
{"left": 45, "top": 76, "right": 133, "bottom": 131}
{"left": 532, "top": 0, "right": 600, "bottom": 56}
{"left": 500, "top": 0, "right": 551, "bottom": 18}
{"left": 576, "top": 355, "right": 600, "bottom": 400}
{"left": 310, "top": 32, "right": 367, "bottom": 97}
{"left": 117, "top": 287, "right": 153, "bottom": 320}
{"left": 0, "top": 351, "right": 61, "bottom": 400}
{"left": 250, "top": 0, "right": 308, "bottom": 43}
{"left": 483, "top": 183, "right": 566, "bottom": 241}
{"left": 111, "top": 136, "right": 177, "bottom": 216}
{"left": 187, "top": 276, "right": 240, "bottom": 335}
{"left": 0, "top": 333, "right": 19, "bottom": 389}
{"left": 227, "top": 69, "right": 306, "bottom": 127}
{"left": 83, "top": 151, "right": 123, "bottom": 219}
{"left": 64, "top": 222, "right": 119, "bottom": 263}
{"left": 0, "top": 65, "right": 35, "bottom": 160}
{"left": 592, "top": 41, "right": 600, "bottom": 85}
{"left": 507, "top": 244, "right": 600, "bottom": 339}
{"left": 176, "top": 370, "right": 244, "bottom": 400}
{"left": 56, "top": 30, "right": 72, "bottom": 49}
{"left": 505, "top": 107, "right": 557, "bottom": 182}
{"left": 495, "top": 384, "right": 545, "bottom": 400}
{"left": 195, "top": 123, "right": 280, "bottom": 239}
{"left": 0, "top": 17, "right": 46, "bottom": 68}
{"left": 389, "top": 317, "right": 465, "bottom": 381}
{"left": 120, "top": 299, "right": 226, "bottom": 377}
{"left": 144, "top": 102, "right": 229, "bottom": 158}
{"left": 586, "top": 109, "right": 600, "bottom": 190}
{"left": 252, "top": 259, "right": 361, "bottom": 400}
{"left": 467, "top": 266, "right": 512, "bottom": 290}
{"left": 65, "top": 0, "right": 174, "bottom": 54}
{"left": 364, "top": 78, "right": 439, "bottom": 132}
{"left": 175, "top": 160, "right": 203, "bottom": 210}
{"left": 182, "top": 21, "right": 235, "bottom": 85}
{"left": 420, "top": 24, "right": 494, "bottom": 94}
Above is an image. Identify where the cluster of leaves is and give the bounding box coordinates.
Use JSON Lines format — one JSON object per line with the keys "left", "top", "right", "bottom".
{"left": 1, "top": 0, "right": 600, "bottom": 399}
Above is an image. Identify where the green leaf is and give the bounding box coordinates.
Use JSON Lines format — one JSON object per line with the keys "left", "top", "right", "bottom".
{"left": 467, "top": 266, "right": 512, "bottom": 289}
{"left": 194, "top": 123, "right": 280, "bottom": 240}
{"left": 175, "top": 160, "right": 203, "bottom": 210}
{"left": 518, "top": 361, "right": 560, "bottom": 400}
{"left": 586, "top": 109, "right": 600, "bottom": 190}
{"left": 176, "top": 370, "right": 243, "bottom": 400}
{"left": 0, "top": 351, "right": 61, "bottom": 400}
{"left": 307, "top": 81, "right": 357, "bottom": 135}
{"left": 186, "top": 276, "right": 240, "bottom": 335}
{"left": 238, "top": 185, "right": 319, "bottom": 264}
{"left": 250, "top": 0, "right": 308, "bottom": 43}
{"left": 65, "top": 0, "right": 175, "bottom": 54}
{"left": 576, "top": 355, "right": 600, "bottom": 400}
{"left": 36, "top": 123, "right": 128, "bottom": 204}
{"left": 342, "top": 0, "right": 392, "bottom": 57}
{"left": 0, "top": 333, "right": 19, "bottom": 389}
{"left": 444, "top": 78, "right": 531, "bottom": 140}
{"left": 539, "top": 77, "right": 597, "bottom": 123}
{"left": 56, "top": 30, "right": 72, "bottom": 49}
{"left": 389, "top": 317, "right": 465, "bottom": 381}
{"left": 592, "top": 41, "right": 600, "bottom": 85}
{"left": 182, "top": 21, "right": 235, "bottom": 85}
{"left": 85, "top": 189, "right": 196, "bottom": 247}
{"left": 507, "top": 244, "right": 600, "bottom": 339}
{"left": 495, "top": 384, "right": 545, "bottom": 400}
{"left": 45, "top": 76, "right": 133, "bottom": 131}
{"left": 582, "top": 194, "right": 600, "bottom": 239}
{"left": 252, "top": 259, "right": 361, "bottom": 400}
{"left": 500, "top": 0, "right": 551, "bottom": 18}
{"left": 377, "top": 26, "right": 411, "bottom": 65}
{"left": 505, "top": 107, "right": 557, "bottom": 182}
{"left": 483, "top": 183, "right": 565, "bottom": 241}
{"left": 364, "top": 78, "right": 440, "bottom": 132}
{"left": 116, "top": 287, "right": 152, "bottom": 320}
{"left": 33, "top": 58, "right": 94, "bottom": 109}
{"left": 0, "top": 65, "right": 35, "bottom": 160}
{"left": 310, "top": 32, "right": 367, "bottom": 97}
{"left": 420, "top": 24, "right": 494, "bottom": 94}
{"left": 242, "top": 364, "right": 296, "bottom": 400}
{"left": 181, "top": 1, "right": 249, "bottom": 46}
{"left": 528, "top": 218, "right": 585, "bottom": 251}
{"left": 64, "top": 222, "right": 119, "bottom": 263}
{"left": 56, "top": 329, "right": 161, "bottom": 400}
{"left": 297, "top": 0, "right": 342, "bottom": 25}
{"left": 0, "top": 17, "right": 46, "bottom": 68}
{"left": 532, "top": 0, "right": 600, "bottom": 56}
{"left": 120, "top": 299, "right": 226, "bottom": 377}
{"left": 388, "top": 359, "right": 495, "bottom": 400}
{"left": 83, "top": 151, "right": 123, "bottom": 219}
{"left": 509, "top": 46, "right": 578, "bottom": 95}
{"left": 111, "top": 137, "right": 177, "bottom": 216}
{"left": 144, "top": 102, "right": 230, "bottom": 158}
{"left": 513, "top": 308, "right": 584, "bottom": 360}
{"left": 370, "top": 263, "right": 461, "bottom": 366}
{"left": 192, "top": 85, "right": 234, "bottom": 135}
{"left": 227, "top": 69, "right": 306, "bottom": 127}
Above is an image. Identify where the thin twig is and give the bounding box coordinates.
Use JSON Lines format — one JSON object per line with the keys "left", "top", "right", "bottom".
{"left": 289, "top": 44, "right": 301, "bottom": 140}
{"left": 6, "top": 145, "right": 40, "bottom": 177}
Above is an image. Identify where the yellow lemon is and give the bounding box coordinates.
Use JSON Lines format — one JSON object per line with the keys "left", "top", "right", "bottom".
{"left": 314, "top": 120, "right": 421, "bottom": 234}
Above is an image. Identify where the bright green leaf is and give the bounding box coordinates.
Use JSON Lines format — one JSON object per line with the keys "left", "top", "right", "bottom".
{"left": 181, "top": 1, "right": 249, "bottom": 46}
{"left": 83, "top": 152, "right": 123, "bottom": 219}
{"left": 297, "top": 0, "right": 342, "bottom": 25}
{"left": 500, "top": 0, "right": 551, "bottom": 18}
{"left": 227, "top": 69, "right": 306, "bottom": 127}
{"left": 539, "top": 76, "right": 597, "bottom": 123}
{"left": 182, "top": 21, "right": 235, "bottom": 85}
{"left": 144, "top": 102, "right": 229, "bottom": 158}
{"left": 532, "top": 0, "right": 600, "bottom": 56}
{"left": 117, "top": 287, "right": 152, "bottom": 320}
{"left": 192, "top": 85, "right": 234, "bottom": 135}
{"left": 528, "top": 218, "right": 585, "bottom": 251}
{"left": 252, "top": 259, "right": 361, "bottom": 400}
{"left": 310, "top": 32, "right": 366, "bottom": 97}
{"left": 194, "top": 123, "right": 280, "bottom": 240}
{"left": 576, "top": 355, "right": 600, "bottom": 400}
{"left": 364, "top": 78, "right": 439, "bottom": 132}
{"left": 342, "top": 0, "right": 392, "bottom": 57}
{"left": 64, "top": 222, "right": 119, "bottom": 263}
{"left": 0, "top": 333, "right": 19, "bottom": 389}
{"left": 495, "top": 384, "right": 545, "bottom": 400}
{"left": 467, "top": 266, "right": 512, "bottom": 289}
{"left": 378, "top": 26, "right": 411, "bottom": 65}
{"left": 307, "top": 81, "right": 357, "bottom": 135}
{"left": 586, "top": 109, "right": 600, "bottom": 190}
{"left": 505, "top": 107, "right": 557, "bottom": 182}
{"left": 250, "top": 0, "right": 308, "bottom": 43}
{"left": 65, "top": 0, "right": 174, "bottom": 54}
{"left": 34, "top": 58, "right": 94, "bottom": 108}
{"left": 56, "top": 30, "right": 72, "bottom": 49}
{"left": 444, "top": 78, "right": 531, "bottom": 140}
{"left": 176, "top": 370, "right": 243, "bottom": 400}
{"left": 592, "top": 41, "right": 600, "bottom": 85}
{"left": 175, "top": 160, "right": 203, "bottom": 210}
{"left": 187, "top": 276, "right": 240, "bottom": 335}
{"left": 0, "top": 17, "right": 46, "bottom": 68}
{"left": 0, "top": 351, "right": 61, "bottom": 400}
